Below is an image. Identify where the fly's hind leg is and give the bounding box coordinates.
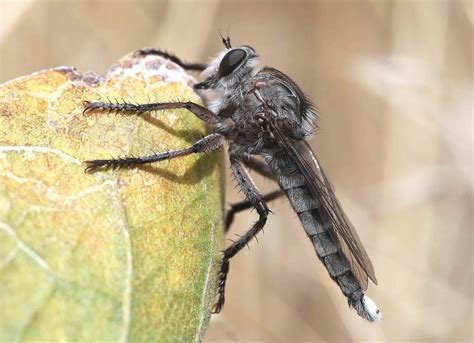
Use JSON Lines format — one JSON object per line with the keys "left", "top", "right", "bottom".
{"left": 241, "top": 153, "right": 275, "bottom": 180}
{"left": 225, "top": 154, "right": 282, "bottom": 232}
{"left": 84, "top": 133, "right": 224, "bottom": 172}
{"left": 225, "top": 190, "right": 284, "bottom": 233}
{"left": 213, "top": 150, "right": 270, "bottom": 314}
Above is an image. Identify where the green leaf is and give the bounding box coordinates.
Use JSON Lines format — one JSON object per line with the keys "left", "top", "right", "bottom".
{"left": 0, "top": 51, "right": 223, "bottom": 342}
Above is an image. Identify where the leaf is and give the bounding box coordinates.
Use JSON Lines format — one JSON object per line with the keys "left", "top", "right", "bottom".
{"left": 0, "top": 51, "right": 224, "bottom": 342}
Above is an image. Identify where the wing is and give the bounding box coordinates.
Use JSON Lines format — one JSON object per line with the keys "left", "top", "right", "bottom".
{"left": 269, "top": 120, "right": 377, "bottom": 289}
{"left": 252, "top": 68, "right": 377, "bottom": 289}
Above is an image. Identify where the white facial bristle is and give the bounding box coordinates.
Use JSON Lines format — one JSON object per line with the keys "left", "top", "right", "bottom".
{"left": 362, "top": 295, "right": 382, "bottom": 322}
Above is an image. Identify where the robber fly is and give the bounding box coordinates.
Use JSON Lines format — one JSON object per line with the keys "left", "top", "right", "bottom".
{"left": 83, "top": 36, "right": 381, "bottom": 321}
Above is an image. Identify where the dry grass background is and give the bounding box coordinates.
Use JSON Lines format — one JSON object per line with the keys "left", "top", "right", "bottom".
{"left": 1, "top": 0, "right": 472, "bottom": 342}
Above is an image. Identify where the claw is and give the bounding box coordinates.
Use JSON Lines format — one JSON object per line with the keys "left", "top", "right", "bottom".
{"left": 84, "top": 160, "right": 106, "bottom": 173}
{"left": 82, "top": 101, "right": 94, "bottom": 116}
{"left": 82, "top": 100, "right": 104, "bottom": 117}
{"left": 211, "top": 302, "right": 222, "bottom": 314}
{"left": 84, "top": 161, "right": 98, "bottom": 173}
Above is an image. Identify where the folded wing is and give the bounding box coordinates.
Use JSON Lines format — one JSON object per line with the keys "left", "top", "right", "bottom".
{"left": 269, "top": 121, "right": 377, "bottom": 289}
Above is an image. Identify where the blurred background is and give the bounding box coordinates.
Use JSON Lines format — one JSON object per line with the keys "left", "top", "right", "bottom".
{"left": 1, "top": 0, "right": 472, "bottom": 342}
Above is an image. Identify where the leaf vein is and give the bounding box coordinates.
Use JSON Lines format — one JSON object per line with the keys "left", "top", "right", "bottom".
{"left": 0, "top": 222, "right": 53, "bottom": 274}
{"left": 109, "top": 177, "right": 133, "bottom": 343}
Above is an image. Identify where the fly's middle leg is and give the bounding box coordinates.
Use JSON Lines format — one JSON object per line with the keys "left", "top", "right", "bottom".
{"left": 84, "top": 133, "right": 224, "bottom": 172}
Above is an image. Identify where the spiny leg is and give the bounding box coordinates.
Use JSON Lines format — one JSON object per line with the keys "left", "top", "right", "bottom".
{"left": 241, "top": 153, "right": 275, "bottom": 180}
{"left": 213, "top": 151, "right": 270, "bottom": 314}
{"left": 83, "top": 100, "right": 219, "bottom": 124}
{"left": 225, "top": 189, "right": 285, "bottom": 233}
{"left": 224, "top": 154, "right": 281, "bottom": 232}
{"left": 137, "top": 48, "right": 206, "bottom": 71}
{"left": 84, "top": 133, "right": 224, "bottom": 173}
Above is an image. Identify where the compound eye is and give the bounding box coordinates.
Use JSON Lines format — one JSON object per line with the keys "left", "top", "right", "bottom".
{"left": 218, "top": 49, "right": 246, "bottom": 77}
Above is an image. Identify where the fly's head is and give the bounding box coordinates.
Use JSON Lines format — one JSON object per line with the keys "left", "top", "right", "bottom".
{"left": 194, "top": 39, "right": 260, "bottom": 92}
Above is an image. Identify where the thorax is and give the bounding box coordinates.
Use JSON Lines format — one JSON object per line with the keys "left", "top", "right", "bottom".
{"left": 203, "top": 77, "right": 272, "bottom": 153}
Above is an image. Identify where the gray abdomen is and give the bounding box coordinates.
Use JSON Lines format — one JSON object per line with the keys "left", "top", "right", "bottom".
{"left": 275, "top": 167, "right": 364, "bottom": 303}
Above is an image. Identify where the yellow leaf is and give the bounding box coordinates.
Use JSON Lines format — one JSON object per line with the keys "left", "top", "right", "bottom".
{"left": 0, "top": 51, "right": 224, "bottom": 342}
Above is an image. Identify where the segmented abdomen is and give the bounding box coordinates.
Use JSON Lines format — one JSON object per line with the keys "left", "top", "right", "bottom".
{"left": 275, "top": 170, "right": 365, "bottom": 304}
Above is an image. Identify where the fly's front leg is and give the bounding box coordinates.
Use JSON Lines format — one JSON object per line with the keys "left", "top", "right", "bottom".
{"left": 84, "top": 133, "right": 224, "bottom": 172}
{"left": 83, "top": 100, "right": 219, "bottom": 124}
{"left": 213, "top": 152, "right": 270, "bottom": 314}
{"left": 138, "top": 48, "right": 206, "bottom": 71}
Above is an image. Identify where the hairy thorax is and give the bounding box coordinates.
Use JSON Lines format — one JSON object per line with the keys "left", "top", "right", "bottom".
{"left": 202, "top": 66, "right": 315, "bottom": 157}
{"left": 202, "top": 75, "right": 268, "bottom": 152}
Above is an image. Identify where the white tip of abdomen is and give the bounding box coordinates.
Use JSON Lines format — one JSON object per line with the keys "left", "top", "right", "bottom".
{"left": 349, "top": 294, "right": 382, "bottom": 322}
{"left": 362, "top": 295, "right": 382, "bottom": 322}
